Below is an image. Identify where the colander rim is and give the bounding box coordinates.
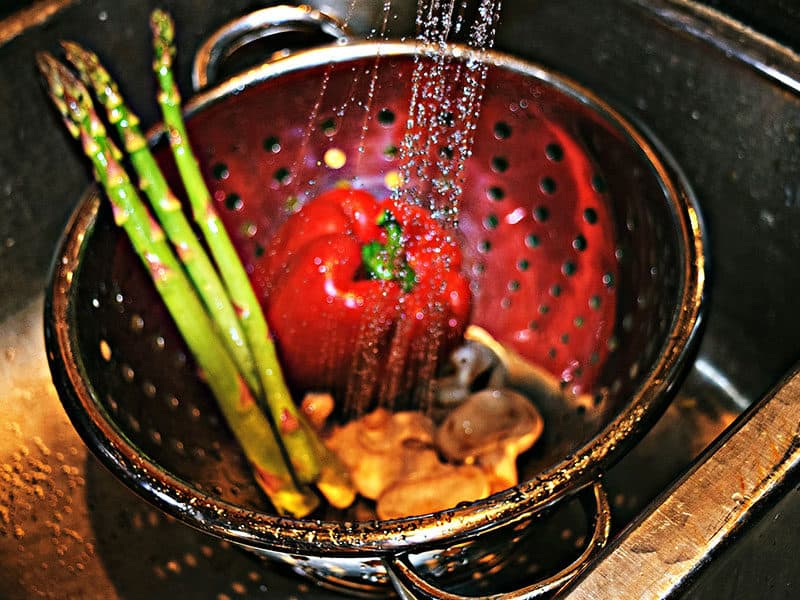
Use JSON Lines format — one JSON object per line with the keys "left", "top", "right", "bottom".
{"left": 45, "top": 39, "right": 706, "bottom": 556}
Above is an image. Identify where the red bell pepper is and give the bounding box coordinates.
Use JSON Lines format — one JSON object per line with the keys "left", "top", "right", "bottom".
{"left": 251, "top": 188, "right": 471, "bottom": 402}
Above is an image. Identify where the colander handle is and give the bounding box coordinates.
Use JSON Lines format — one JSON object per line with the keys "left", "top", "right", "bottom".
{"left": 384, "top": 482, "right": 611, "bottom": 600}
{"left": 192, "top": 4, "right": 350, "bottom": 91}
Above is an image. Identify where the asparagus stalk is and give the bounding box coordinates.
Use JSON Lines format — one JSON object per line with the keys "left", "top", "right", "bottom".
{"left": 37, "top": 52, "right": 319, "bottom": 518}
{"left": 300, "top": 416, "right": 356, "bottom": 509}
{"left": 149, "top": 9, "right": 319, "bottom": 483}
{"left": 60, "top": 41, "right": 262, "bottom": 399}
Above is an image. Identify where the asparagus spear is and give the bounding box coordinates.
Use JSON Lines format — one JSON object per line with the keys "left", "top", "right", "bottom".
{"left": 60, "top": 41, "right": 262, "bottom": 400}
{"left": 149, "top": 9, "right": 319, "bottom": 483}
{"left": 37, "top": 52, "right": 319, "bottom": 518}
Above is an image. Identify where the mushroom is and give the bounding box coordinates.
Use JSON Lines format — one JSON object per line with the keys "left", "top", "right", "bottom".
{"left": 433, "top": 339, "right": 500, "bottom": 409}
{"left": 463, "top": 325, "right": 563, "bottom": 400}
{"left": 433, "top": 324, "right": 569, "bottom": 419}
{"left": 435, "top": 388, "right": 544, "bottom": 493}
{"left": 376, "top": 463, "right": 489, "bottom": 520}
{"left": 324, "top": 409, "right": 439, "bottom": 500}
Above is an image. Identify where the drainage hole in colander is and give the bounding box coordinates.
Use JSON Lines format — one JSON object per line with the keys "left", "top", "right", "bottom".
{"left": 121, "top": 363, "right": 135, "bottom": 383}
{"left": 487, "top": 186, "right": 504, "bottom": 201}
{"left": 607, "top": 335, "right": 619, "bottom": 351}
{"left": 224, "top": 193, "right": 243, "bottom": 211}
{"left": 320, "top": 117, "right": 337, "bottom": 136}
{"left": 539, "top": 176, "right": 556, "bottom": 195}
{"left": 127, "top": 414, "right": 141, "bottom": 434}
{"left": 212, "top": 162, "right": 230, "bottom": 181}
{"left": 591, "top": 173, "right": 607, "bottom": 193}
{"left": 483, "top": 214, "right": 499, "bottom": 229}
{"left": 494, "top": 121, "right": 511, "bottom": 139}
{"left": 491, "top": 156, "right": 509, "bottom": 173}
{"left": 377, "top": 108, "right": 396, "bottom": 126}
{"left": 153, "top": 335, "right": 166, "bottom": 351}
{"left": 239, "top": 221, "right": 258, "bottom": 240}
{"left": 262, "top": 136, "right": 281, "bottom": 153}
{"left": 533, "top": 205, "right": 549, "bottom": 222}
{"left": 545, "top": 143, "right": 563, "bottom": 162}
{"left": 273, "top": 167, "right": 291, "bottom": 185}
{"left": 142, "top": 380, "right": 157, "bottom": 399}
{"left": 622, "top": 314, "right": 634, "bottom": 332}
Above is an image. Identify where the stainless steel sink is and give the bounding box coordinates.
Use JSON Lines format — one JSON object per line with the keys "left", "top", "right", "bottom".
{"left": 1, "top": 1, "right": 799, "bottom": 598}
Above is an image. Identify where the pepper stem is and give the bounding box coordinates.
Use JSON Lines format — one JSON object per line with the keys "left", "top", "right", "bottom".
{"left": 362, "top": 210, "right": 416, "bottom": 292}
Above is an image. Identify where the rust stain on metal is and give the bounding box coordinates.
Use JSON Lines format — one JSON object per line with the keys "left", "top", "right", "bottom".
{"left": 0, "top": 0, "right": 76, "bottom": 48}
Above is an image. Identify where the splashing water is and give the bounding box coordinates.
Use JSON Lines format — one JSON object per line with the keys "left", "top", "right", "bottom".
{"left": 288, "top": 0, "right": 504, "bottom": 416}
{"left": 397, "top": 0, "right": 501, "bottom": 227}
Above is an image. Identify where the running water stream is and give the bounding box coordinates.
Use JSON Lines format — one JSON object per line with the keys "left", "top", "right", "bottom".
{"left": 300, "top": 0, "right": 504, "bottom": 416}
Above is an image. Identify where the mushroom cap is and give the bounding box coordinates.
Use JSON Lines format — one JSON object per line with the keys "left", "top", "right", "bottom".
{"left": 435, "top": 388, "right": 544, "bottom": 463}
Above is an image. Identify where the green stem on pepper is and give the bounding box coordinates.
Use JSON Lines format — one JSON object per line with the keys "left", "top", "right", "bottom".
{"left": 361, "top": 209, "right": 417, "bottom": 292}
{"left": 149, "top": 9, "right": 320, "bottom": 483}
{"left": 37, "top": 52, "right": 319, "bottom": 517}
{"left": 60, "top": 41, "right": 261, "bottom": 398}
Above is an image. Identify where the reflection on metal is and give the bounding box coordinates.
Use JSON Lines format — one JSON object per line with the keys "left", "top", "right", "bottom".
{"left": 0, "top": 0, "right": 76, "bottom": 48}
{"left": 191, "top": 4, "right": 351, "bottom": 91}
{"left": 694, "top": 357, "right": 750, "bottom": 411}
{"left": 563, "top": 367, "right": 800, "bottom": 599}
{"left": 384, "top": 483, "right": 612, "bottom": 600}
{"left": 633, "top": 0, "right": 800, "bottom": 94}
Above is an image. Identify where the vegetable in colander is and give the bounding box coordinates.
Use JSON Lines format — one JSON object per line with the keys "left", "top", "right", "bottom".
{"left": 36, "top": 52, "right": 325, "bottom": 517}
{"left": 149, "top": 9, "right": 320, "bottom": 483}
{"left": 251, "top": 187, "right": 471, "bottom": 403}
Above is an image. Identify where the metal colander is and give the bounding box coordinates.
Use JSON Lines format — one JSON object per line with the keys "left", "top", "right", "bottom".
{"left": 45, "top": 7, "right": 705, "bottom": 599}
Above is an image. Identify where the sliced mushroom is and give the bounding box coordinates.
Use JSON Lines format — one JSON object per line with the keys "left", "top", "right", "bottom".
{"left": 433, "top": 339, "right": 499, "bottom": 408}
{"left": 377, "top": 463, "right": 489, "bottom": 520}
{"left": 435, "top": 388, "right": 544, "bottom": 493}
{"left": 324, "top": 409, "right": 438, "bottom": 500}
{"left": 464, "top": 325, "right": 563, "bottom": 399}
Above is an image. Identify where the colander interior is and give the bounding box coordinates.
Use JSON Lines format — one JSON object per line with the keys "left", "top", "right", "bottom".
{"left": 58, "top": 46, "right": 699, "bottom": 523}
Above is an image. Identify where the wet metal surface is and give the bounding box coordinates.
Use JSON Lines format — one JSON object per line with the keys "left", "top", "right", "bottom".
{"left": 563, "top": 367, "right": 800, "bottom": 599}
{"left": 1, "top": 0, "right": 799, "bottom": 598}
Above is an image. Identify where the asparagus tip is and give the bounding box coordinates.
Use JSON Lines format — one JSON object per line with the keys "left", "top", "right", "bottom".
{"left": 150, "top": 9, "right": 175, "bottom": 45}
{"left": 35, "top": 51, "right": 57, "bottom": 80}
{"left": 60, "top": 40, "right": 91, "bottom": 68}
{"left": 38, "top": 51, "right": 87, "bottom": 101}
